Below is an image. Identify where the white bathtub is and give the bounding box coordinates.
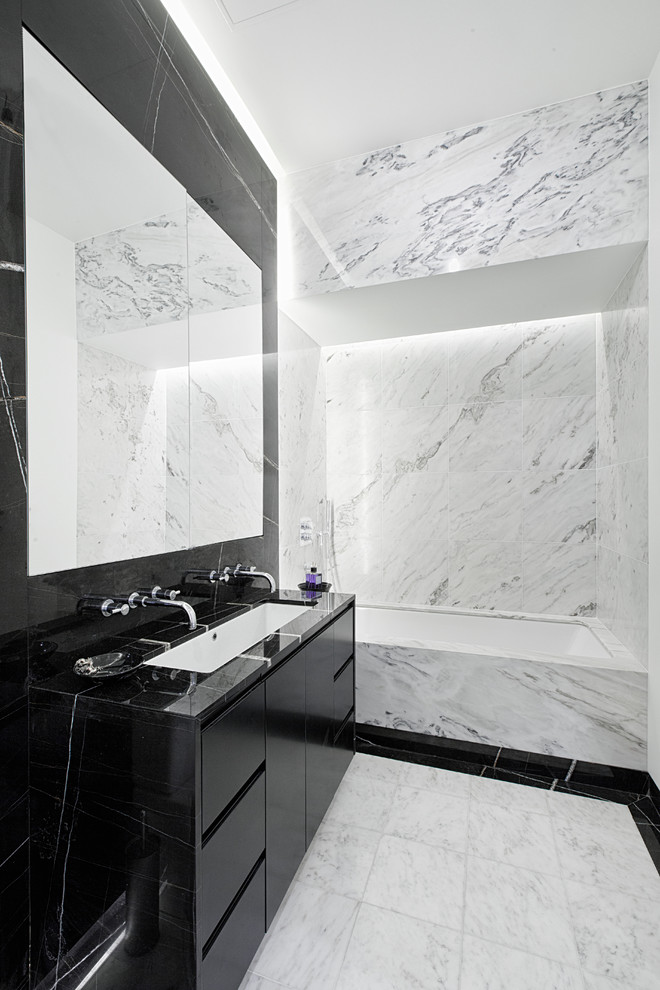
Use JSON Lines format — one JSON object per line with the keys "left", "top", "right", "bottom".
{"left": 355, "top": 603, "right": 643, "bottom": 671}
{"left": 355, "top": 603, "right": 648, "bottom": 768}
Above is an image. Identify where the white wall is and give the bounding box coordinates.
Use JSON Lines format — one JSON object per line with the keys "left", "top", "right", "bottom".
{"left": 648, "top": 55, "right": 660, "bottom": 787}
{"left": 26, "top": 217, "right": 78, "bottom": 574}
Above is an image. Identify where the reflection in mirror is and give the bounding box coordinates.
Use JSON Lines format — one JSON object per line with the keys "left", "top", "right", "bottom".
{"left": 187, "top": 199, "right": 263, "bottom": 546}
{"left": 23, "top": 30, "right": 264, "bottom": 576}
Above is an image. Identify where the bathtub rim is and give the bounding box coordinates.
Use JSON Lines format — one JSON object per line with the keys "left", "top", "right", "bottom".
{"left": 355, "top": 601, "right": 645, "bottom": 672}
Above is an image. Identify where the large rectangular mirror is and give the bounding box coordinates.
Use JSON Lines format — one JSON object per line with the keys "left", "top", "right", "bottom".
{"left": 23, "top": 30, "right": 264, "bottom": 574}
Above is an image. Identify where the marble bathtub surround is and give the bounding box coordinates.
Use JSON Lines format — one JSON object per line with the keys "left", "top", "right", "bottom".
{"left": 282, "top": 82, "right": 648, "bottom": 299}
{"left": 596, "top": 249, "right": 649, "bottom": 667}
{"left": 356, "top": 642, "right": 647, "bottom": 769}
{"left": 240, "top": 753, "right": 660, "bottom": 990}
{"left": 325, "top": 314, "right": 599, "bottom": 614}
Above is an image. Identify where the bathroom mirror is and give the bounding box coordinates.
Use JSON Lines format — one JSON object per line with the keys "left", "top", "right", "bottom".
{"left": 23, "top": 30, "right": 264, "bottom": 574}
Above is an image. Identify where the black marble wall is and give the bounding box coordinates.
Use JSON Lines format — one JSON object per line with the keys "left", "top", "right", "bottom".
{"left": 0, "top": 0, "right": 278, "bottom": 986}
{"left": 0, "top": 0, "right": 29, "bottom": 986}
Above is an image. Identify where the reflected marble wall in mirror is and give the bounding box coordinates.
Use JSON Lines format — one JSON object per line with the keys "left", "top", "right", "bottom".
{"left": 23, "top": 30, "right": 264, "bottom": 575}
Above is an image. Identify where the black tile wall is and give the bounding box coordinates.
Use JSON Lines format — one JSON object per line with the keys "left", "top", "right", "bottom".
{"left": 0, "top": 0, "right": 278, "bottom": 985}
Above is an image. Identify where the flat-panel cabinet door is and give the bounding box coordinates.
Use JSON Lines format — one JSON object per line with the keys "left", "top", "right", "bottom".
{"left": 265, "top": 647, "right": 306, "bottom": 927}
{"left": 305, "top": 623, "right": 335, "bottom": 846}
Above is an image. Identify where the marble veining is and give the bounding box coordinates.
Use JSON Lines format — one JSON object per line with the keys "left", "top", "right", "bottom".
{"left": 283, "top": 82, "right": 648, "bottom": 297}
{"left": 356, "top": 642, "right": 647, "bottom": 769}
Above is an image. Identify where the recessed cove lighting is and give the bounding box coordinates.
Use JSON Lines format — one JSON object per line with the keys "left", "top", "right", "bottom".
{"left": 216, "top": 0, "right": 301, "bottom": 26}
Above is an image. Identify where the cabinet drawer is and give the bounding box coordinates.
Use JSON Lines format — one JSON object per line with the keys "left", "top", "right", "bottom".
{"left": 202, "top": 861, "right": 265, "bottom": 990}
{"left": 201, "top": 771, "right": 265, "bottom": 946}
{"left": 202, "top": 684, "right": 265, "bottom": 832}
{"left": 333, "top": 607, "right": 354, "bottom": 673}
{"left": 333, "top": 658, "right": 354, "bottom": 726}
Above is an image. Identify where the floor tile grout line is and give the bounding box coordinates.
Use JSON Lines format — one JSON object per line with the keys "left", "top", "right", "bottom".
{"left": 547, "top": 808, "right": 594, "bottom": 989}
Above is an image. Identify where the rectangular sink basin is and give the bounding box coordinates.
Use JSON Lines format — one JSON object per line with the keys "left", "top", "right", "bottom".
{"left": 143, "top": 603, "right": 310, "bottom": 674}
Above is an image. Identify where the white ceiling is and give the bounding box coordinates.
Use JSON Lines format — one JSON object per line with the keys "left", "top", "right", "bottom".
{"left": 176, "top": 0, "right": 660, "bottom": 174}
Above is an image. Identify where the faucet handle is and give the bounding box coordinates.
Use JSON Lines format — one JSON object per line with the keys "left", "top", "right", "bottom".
{"left": 137, "top": 585, "right": 180, "bottom": 601}
{"left": 77, "top": 595, "right": 130, "bottom": 618}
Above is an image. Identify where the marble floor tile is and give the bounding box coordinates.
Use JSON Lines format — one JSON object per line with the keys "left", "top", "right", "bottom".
{"left": 552, "top": 819, "right": 660, "bottom": 901}
{"left": 469, "top": 774, "right": 550, "bottom": 815}
{"left": 546, "top": 790, "right": 638, "bottom": 835}
{"left": 324, "top": 774, "right": 398, "bottom": 831}
{"left": 239, "top": 975, "right": 295, "bottom": 990}
{"left": 335, "top": 902, "right": 461, "bottom": 990}
{"left": 249, "top": 882, "right": 359, "bottom": 990}
{"left": 364, "top": 834, "right": 466, "bottom": 930}
{"left": 467, "top": 802, "right": 560, "bottom": 874}
{"left": 566, "top": 880, "right": 660, "bottom": 989}
{"left": 384, "top": 785, "right": 469, "bottom": 852}
{"left": 582, "top": 975, "right": 643, "bottom": 990}
{"left": 295, "top": 821, "right": 381, "bottom": 899}
{"left": 463, "top": 857, "right": 578, "bottom": 964}
{"left": 343, "top": 753, "right": 403, "bottom": 785}
{"left": 400, "top": 763, "right": 471, "bottom": 798}
{"left": 460, "top": 935, "right": 584, "bottom": 990}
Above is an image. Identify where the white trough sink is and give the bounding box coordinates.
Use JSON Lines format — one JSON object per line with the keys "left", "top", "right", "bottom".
{"left": 143, "top": 603, "right": 309, "bottom": 674}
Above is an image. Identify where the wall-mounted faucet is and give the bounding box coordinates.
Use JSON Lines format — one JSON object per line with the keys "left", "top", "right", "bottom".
{"left": 224, "top": 563, "right": 276, "bottom": 594}
{"left": 77, "top": 595, "right": 130, "bottom": 618}
{"left": 182, "top": 568, "right": 230, "bottom": 585}
{"left": 108, "top": 591, "right": 198, "bottom": 630}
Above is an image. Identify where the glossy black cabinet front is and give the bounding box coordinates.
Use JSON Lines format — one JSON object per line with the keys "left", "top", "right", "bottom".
{"left": 29, "top": 599, "right": 355, "bottom": 990}
{"left": 265, "top": 646, "right": 306, "bottom": 927}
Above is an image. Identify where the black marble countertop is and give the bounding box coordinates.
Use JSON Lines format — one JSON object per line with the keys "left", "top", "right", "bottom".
{"left": 30, "top": 589, "right": 355, "bottom": 723}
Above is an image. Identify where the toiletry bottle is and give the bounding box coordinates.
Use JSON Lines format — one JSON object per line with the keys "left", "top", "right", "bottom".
{"left": 310, "top": 566, "right": 322, "bottom": 587}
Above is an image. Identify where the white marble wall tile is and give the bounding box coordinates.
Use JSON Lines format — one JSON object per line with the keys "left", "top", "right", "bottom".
{"left": 284, "top": 82, "right": 648, "bottom": 297}
{"left": 597, "top": 249, "right": 648, "bottom": 395}
{"left": 523, "top": 470, "right": 596, "bottom": 544}
{"left": 381, "top": 536, "right": 449, "bottom": 606}
{"left": 447, "top": 324, "right": 522, "bottom": 404}
{"left": 597, "top": 546, "right": 648, "bottom": 667}
{"left": 523, "top": 395, "right": 596, "bottom": 471}
{"left": 449, "top": 540, "right": 523, "bottom": 610}
{"left": 329, "top": 535, "right": 383, "bottom": 604}
{"left": 522, "top": 316, "right": 596, "bottom": 399}
{"left": 382, "top": 405, "right": 449, "bottom": 475}
{"left": 187, "top": 199, "right": 261, "bottom": 313}
{"left": 460, "top": 936, "right": 584, "bottom": 990}
{"left": 597, "top": 459, "right": 648, "bottom": 561}
{"left": 464, "top": 858, "right": 578, "bottom": 964}
{"left": 325, "top": 344, "right": 382, "bottom": 413}
{"left": 380, "top": 334, "right": 448, "bottom": 408}
{"left": 449, "top": 472, "right": 522, "bottom": 542}
{"left": 448, "top": 401, "right": 522, "bottom": 472}
{"left": 164, "top": 366, "right": 190, "bottom": 549}
{"left": 326, "top": 408, "right": 381, "bottom": 477}
{"left": 355, "top": 643, "right": 647, "bottom": 768}
{"left": 335, "top": 902, "right": 461, "bottom": 990}
{"left": 382, "top": 472, "right": 448, "bottom": 543}
{"left": 596, "top": 370, "right": 648, "bottom": 467}
{"left": 566, "top": 881, "right": 660, "bottom": 988}
{"left": 522, "top": 543, "right": 596, "bottom": 615}
{"left": 333, "top": 474, "right": 382, "bottom": 540}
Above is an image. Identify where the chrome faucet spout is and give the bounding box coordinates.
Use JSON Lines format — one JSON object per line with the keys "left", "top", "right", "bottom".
{"left": 226, "top": 563, "right": 276, "bottom": 593}
{"left": 144, "top": 597, "right": 198, "bottom": 630}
